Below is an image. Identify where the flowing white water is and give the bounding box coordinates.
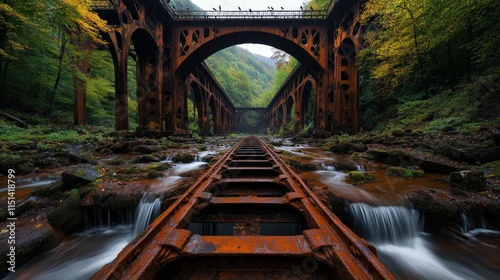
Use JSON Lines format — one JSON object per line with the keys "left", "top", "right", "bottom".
{"left": 5, "top": 226, "right": 132, "bottom": 280}
{"left": 320, "top": 163, "right": 335, "bottom": 171}
{"left": 348, "top": 203, "right": 488, "bottom": 280}
{"left": 132, "top": 193, "right": 163, "bottom": 236}
{"left": 355, "top": 164, "right": 365, "bottom": 172}
{"left": 7, "top": 156, "right": 213, "bottom": 279}
{"left": 348, "top": 203, "right": 421, "bottom": 246}
{"left": 461, "top": 212, "right": 469, "bottom": 233}
{"left": 315, "top": 170, "right": 378, "bottom": 202}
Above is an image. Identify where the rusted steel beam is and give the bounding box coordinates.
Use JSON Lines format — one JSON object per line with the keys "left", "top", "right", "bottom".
{"left": 183, "top": 235, "right": 312, "bottom": 255}
{"left": 92, "top": 136, "right": 395, "bottom": 280}
{"left": 209, "top": 196, "right": 284, "bottom": 205}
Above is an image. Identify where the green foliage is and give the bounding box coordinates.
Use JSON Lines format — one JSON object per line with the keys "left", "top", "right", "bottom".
{"left": 256, "top": 56, "right": 298, "bottom": 107}
{"left": 205, "top": 47, "right": 275, "bottom": 107}
{"left": 359, "top": 0, "right": 500, "bottom": 132}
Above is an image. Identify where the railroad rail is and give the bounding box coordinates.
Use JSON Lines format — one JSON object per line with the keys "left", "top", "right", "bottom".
{"left": 92, "top": 136, "right": 395, "bottom": 279}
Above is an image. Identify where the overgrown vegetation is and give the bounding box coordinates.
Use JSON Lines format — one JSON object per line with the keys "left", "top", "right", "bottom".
{"left": 359, "top": 0, "right": 499, "bottom": 132}
{"left": 1, "top": 0, "right": 497, "bottom": 140}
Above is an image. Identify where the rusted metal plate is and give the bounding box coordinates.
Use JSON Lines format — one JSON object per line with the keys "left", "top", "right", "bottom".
{"left": 210, "top": 196, "right": 284, "bottom": 204}
{"left": 183, "top": 235, "right": 312, "bottom": 255}
{"left": 92, "top": 136, "right": 395, "bottom": 280}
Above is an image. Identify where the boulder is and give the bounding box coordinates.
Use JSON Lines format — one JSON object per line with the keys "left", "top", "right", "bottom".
{"left": 131, "top": 145, "right": 162, "bottom": 154}
{"left": 47, "top": 189, "right": 83, "bottom": 232}
{"left": 173, "top": 153, "right": 195, "bottom": 163}
{"left": 132, "top": 155, "right": 161, "bottom": 163}
{"left": 450, "top": 170, "right": 486, "bottom": 194}
{"left": 61, "top": 164, "right": 100, "bottom": 188}
{"left": 0, "top": 220, "right": 58, "bottom": 274}
{"left": 348, "top": 171, "right": 366, "bottom": 184}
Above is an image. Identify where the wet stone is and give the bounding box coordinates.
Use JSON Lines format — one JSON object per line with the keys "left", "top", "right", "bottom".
{"left": 62, "top": 164, "right": 100, "bottom": 188}
{"left": 450, "top": 170, "right": 486, "bottom": 194}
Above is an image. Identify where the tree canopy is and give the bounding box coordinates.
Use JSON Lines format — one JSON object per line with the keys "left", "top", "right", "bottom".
{"left": 359, "top": 0, "right": 499, "bottom": 131}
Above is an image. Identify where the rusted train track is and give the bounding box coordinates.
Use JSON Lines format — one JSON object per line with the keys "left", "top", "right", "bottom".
{"left": 92, "top": 136, "right": 395, "bottom": 279}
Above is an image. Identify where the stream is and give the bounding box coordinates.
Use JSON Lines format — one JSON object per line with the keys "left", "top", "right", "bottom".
{"left": 3, "top": 158, "right": 208, "bottom": 280}
{"left": 3, "top": 142, "right": 500, "bottom": 279}
{"left": 291, "top": 144, "right": 500, "bottom": 280}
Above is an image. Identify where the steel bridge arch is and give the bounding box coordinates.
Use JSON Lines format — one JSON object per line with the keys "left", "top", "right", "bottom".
{"left": 93, "top": 0, "right": 363, "bottom": 135}
{"left": 174, "top": 29, "right": 325, "bottom": 77}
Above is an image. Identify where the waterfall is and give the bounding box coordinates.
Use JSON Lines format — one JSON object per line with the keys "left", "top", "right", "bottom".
{"left": 132, "top": 193, "right": 162, "bottom": 236}
{"left": 347, "top": 203, "right": 422, "bottom": 245}
{"left": 355, "top": 164, "right": 365, "bottom": 172}
{"left": 321, "top": 163, "right": 335, "bottom": 171}
{"left": 461, "top": 212, "right": 469, "bottom": 233}
{"left": 347, "top": 203, "right": 486, "bottom": 280}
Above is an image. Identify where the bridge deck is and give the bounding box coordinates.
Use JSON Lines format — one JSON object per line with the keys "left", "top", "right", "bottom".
{"left": 91, "top": 136, "right": 395, "bottom": 279}
{"left": 171, "top": 10, "right": 328, "bottom": 20}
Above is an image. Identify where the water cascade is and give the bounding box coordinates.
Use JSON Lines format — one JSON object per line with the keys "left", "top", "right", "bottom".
{"left": 347, "top": 203, "right": 489, "bottom": 280}
{"left": 355, "top": 164, "right": 365, "bottom": 172}
{"left": 320, "top": 163, "right": 335, "bottom": 171}
{"left": 132, "top": 193, "right": 163, "bottom": 236}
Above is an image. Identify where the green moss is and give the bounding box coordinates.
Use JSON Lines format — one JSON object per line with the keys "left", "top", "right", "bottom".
{"left": 146, "top": 170, "right": 163, "bottom": 179}
{"left": 119, "top": 165, "right": 139, "bottom": 174}
{"left": 412, "top": 170, "right": 425, "bottom": 178}
{"left": 387, "top": 166, "right": 416, "bottom": 178}
{"left": 47, "top": 189, "right": 83, "bottom": 232}
{"left": 277, "top": 150, "right": 293, "bottom": 156}
{"left": 150, "top": 162, "right": 171, "bottom": 172}
{"left": 349, "top": 171, "right": 366, "bottom": 183}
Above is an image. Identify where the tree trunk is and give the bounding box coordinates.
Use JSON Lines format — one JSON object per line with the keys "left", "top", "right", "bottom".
{"left": 47, "top": 29, "right": 67, "bottom": 114}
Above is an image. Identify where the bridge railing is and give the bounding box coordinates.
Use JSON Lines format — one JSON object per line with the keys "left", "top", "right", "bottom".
{"left": 170, "top": 10, "right": 327, "bottom": 20}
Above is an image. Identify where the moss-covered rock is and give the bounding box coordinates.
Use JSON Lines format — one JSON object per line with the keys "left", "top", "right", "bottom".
{"left": 173, "top": 153, "right": 195, "bottom": 163}
{"left": 146, "top": 170, "right": 163, "bottom": 179}
{"left": 412, "top": 170, "right": 426, "bottom": 178}
{"left": 61, "top": 164, "right": 100, "bottom": 188}
{"left": 387, "top": 167, "right": 413, "bottom": 178}
{"left": 286, "top": 158, "right": 317, "bottom": 172}
{"left": 131, "top": 155, "right": 161, "bottom": 163}
{"left": 131, "top": 145, "right": 162, "bottom": 154}
{"left": 450, "top": 170, "right": 486, "bottom": 194}
{"left": 150, "top": 162, "right": 171, "bottom": 172}
{"left": 333, "top": 161, "right": 357, "bottom": 171}
{"left": 348, "top": 171, "right": 378, "bottom": 184}
{"left": 349, "top": 171, "right": 366, "bottom": 183}
{"left": 47, "top": 189, "right": 83, "bottom": 232}
{"left": 32, "top": 181, "right": 65, "bottom": 198}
